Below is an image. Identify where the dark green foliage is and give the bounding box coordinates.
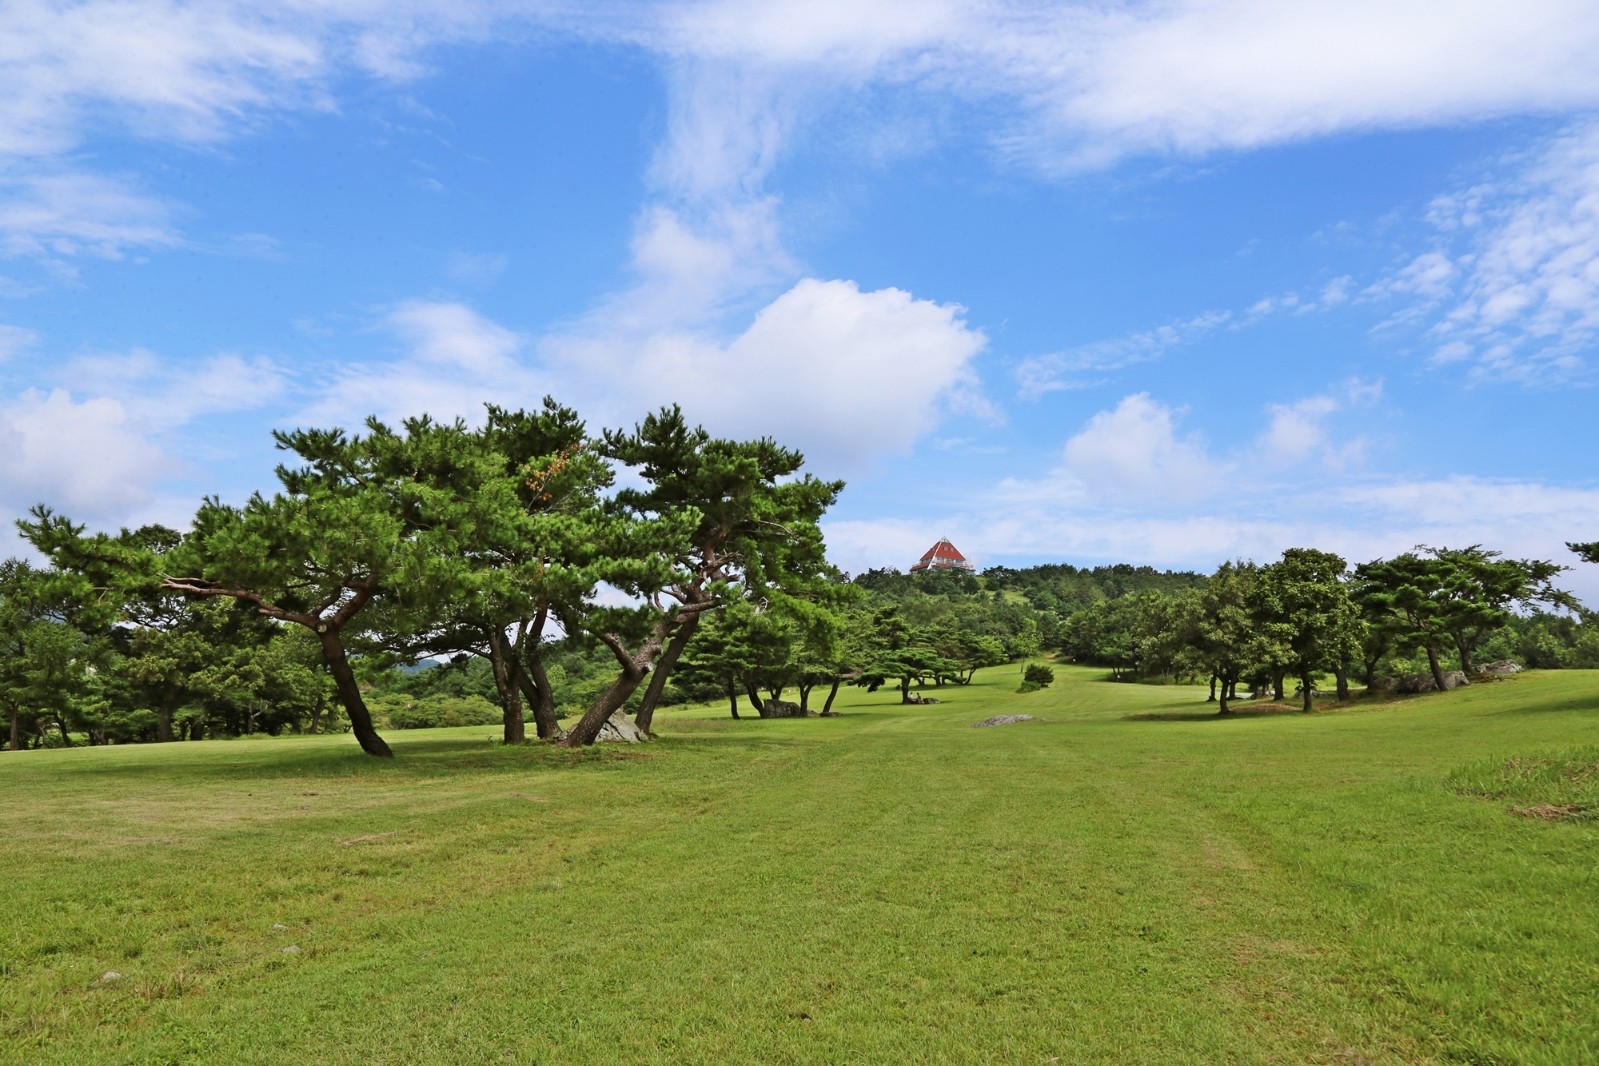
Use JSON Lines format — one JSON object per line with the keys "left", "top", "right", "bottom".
{"left": 1023, "top": 663, "right": 1055, "bottom": 688}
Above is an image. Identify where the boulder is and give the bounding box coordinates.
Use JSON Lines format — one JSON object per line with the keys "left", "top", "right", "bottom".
{"left": 1476, "top": 659, "right": 1522, "bottom": 676}
{"left": 596, "top": 711, "right": 645, "bottom": 742}
{"left": 1441, "top": 670, "right": 1470, "bottom": 690}
{"left": 759, "top": 698, "right": 807, "bottom": 719}
{"left": 972, "top": 714, "right": 1036, "bottom": 728}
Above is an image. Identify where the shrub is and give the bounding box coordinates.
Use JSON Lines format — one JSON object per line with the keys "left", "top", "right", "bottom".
{"left": 1023, "top": 663, "right": 1055, "bottom": 688}
{"left": 1017, "top": 680, "right": 1042, "bottom": 694}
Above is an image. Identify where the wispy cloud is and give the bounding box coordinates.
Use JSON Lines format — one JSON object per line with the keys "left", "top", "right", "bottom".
{"left": 1371, "top": 121, "right": 1599, "bottom": 384}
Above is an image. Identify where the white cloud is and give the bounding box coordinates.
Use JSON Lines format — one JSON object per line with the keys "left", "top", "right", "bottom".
{"left": 1373, "top": 121, "right": 1599, "bottom": 383}
{"left": 0, "top": 170, "right": 178, "bottom": 259}
{"left": 547, "top": 277, "right": 989, "bottom": 473}
{"left": 0, "top": 324, "right": 40, "bottom": 361}
{"left": 293, "top": 300, "right": 545, "bottom": 428}
{"left": 0, "top": 388, "right": 176, "bottom": 518}
{"left": 1015, "top": 310, "right": 1230, "bottom": 396}
{"left": 1060, "top": 393, "right": 1226, "bottom": 502}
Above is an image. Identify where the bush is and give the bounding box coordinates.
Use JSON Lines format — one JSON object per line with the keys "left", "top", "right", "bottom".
{"left": 1017, "top": 680, "right": 1042, "bottom": 694}
{"left": 1023, "top": 663, "right": 1055, "bottom": 688}
{"left": 374, "top": 694, "right": 501, "bottom": 730}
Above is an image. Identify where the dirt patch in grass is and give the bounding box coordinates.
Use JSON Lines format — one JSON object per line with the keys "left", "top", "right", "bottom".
{"left": 1509, "top": 803, "right": 1590, "bottom": 821}
{"left": 1448, "top": 746, "right": 1599, "bottom": 821}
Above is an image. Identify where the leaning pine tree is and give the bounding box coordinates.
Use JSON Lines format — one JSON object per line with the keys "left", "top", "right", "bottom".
{"left": 161, "top": 417, "right": 492, "bottom": 757}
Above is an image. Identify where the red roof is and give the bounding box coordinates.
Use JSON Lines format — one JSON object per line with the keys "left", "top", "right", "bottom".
{"left": 910, "top": 537, "right": 973, "bottom": 572}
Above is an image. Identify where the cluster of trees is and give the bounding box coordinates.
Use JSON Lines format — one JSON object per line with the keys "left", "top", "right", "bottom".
{"left": 4, "top": 402, "right": 841, "bottom": 756}
{"left": 1051, "top": 545, "right": 1579, "bottom": 712}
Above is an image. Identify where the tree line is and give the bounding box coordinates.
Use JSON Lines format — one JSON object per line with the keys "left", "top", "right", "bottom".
{"left": 4, "top": 396, "right": 1595, "bottom": 754}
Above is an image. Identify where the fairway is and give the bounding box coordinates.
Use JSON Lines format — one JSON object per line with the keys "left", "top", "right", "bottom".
{"left": 4, "top": 667, "right": 1598, "bottom": 1065}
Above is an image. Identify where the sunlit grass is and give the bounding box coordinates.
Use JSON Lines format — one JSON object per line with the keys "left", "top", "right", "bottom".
{"left": 3, "top": 666, "right": 1598, "bottom": 1064}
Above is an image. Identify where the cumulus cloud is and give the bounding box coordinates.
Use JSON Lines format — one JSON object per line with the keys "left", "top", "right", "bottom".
{"left": 547, "top": 277, "right": 989, "bottom": 472}
{"left": 0, "top": 388, "right": 176, "bottom": 517}
{"left": 1057, "top": 393, "right": 1226, "bottom": 502}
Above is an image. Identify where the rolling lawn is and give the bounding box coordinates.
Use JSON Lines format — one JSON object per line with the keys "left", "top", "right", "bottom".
{"left": 3, "top": 667, "right": 1598, "bottom": 1064}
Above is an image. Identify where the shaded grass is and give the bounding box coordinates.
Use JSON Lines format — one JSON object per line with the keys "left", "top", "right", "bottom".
{"left": 2, "top": 667, "right": 1598, "bottom": 1064}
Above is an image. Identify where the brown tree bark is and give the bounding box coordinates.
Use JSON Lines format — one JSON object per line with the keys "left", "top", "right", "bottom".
{"left": 1333, "top": 664, "right": 1350, "bottom": 701}
{"left": 557, "top": 632, "right": 663, "bottom": 748}
{"left": 8, "top": 707, "right": 20, "bottom": 751}
{"left": 821, "top": 677, "right": 842, "bottom": 715}
{"left": 155, "top": 702, "right": 174, "bottom": 744}
{"left": 726, "top": 677, "right": 740, "bottom": 719}
{"left": 1300, "top": 670, "right": 1315, "bottom": 713}
{"left": 1425, "top": 645, "right": 1449, "bottom": 692}
{"left": 514, "top": 653, "right": 559, "bottom": 740}
{"left": 634, "top": 612, "right": 700, "bottom": 735}
{"left": 319, "top": 629, "right": 392, "bottom": 758}
{"left": 1207, "top": 674, "right": 1217, "bottom": 702}
{"left": 743, "top": 679, "right": 766, "bottom": 715}
{"left": 487, "top": 628, "right": 526, "bottom": 745}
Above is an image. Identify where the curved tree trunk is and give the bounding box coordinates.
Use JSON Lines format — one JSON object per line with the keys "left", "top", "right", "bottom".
{"left": 635, "top": 613, "right": 700, "bottom": 735}
{"left": 1425, "top": 645, "right": 1449, "bottom": 692}
{"left": 743, "top": 680, "right": 766, "bottom": 716}
{"left": 319, "top": 629, "right": 392, "bottom": 758}
{"left": 1334, "top": 664, "right": 1350, "bottom": 701}
{"left": 821, "top": 677, "right": 842, "bottom": 715}
{"left": 726, "top": 677, "right": 740, "bottom": 720}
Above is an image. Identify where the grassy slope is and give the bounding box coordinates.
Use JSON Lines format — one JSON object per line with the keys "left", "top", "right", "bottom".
{"left": 3, "top": 667, "right": 1597, "bottom": 1065}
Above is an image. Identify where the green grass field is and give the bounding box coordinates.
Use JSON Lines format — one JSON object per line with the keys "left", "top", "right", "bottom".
{"left": 3, "top": 667, "right": 1598, "bottom": 1065}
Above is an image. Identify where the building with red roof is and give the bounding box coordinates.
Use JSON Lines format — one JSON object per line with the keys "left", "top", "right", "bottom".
{"left": 910, "top": 537, "right": 974, "bottom": 572}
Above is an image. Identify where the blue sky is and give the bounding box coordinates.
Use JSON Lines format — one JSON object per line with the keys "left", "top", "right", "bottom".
{"left": 4, "top": 1, "right": 1599, "bottom": 596}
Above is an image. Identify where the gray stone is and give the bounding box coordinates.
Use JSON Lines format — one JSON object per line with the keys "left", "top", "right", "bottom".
{"left": 281, "top": 945, "right": 301, "bottom": 955}
{"left": 1476, "top": 659, "right": 1522, "bottom": 676}
{"left": 759, "top": 698, "right": 807, "bottom": 719}
{"left": 596, "top": 711, "right": 645, "bottom": 743}
{"left": 99, "top": 971, "right": 122, "bottom": 983}
{"left": 972, "top": 714, "right": 1036, "bottom": 728}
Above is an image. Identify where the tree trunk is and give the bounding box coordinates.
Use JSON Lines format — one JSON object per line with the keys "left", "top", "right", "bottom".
{"left": 1334, "top": 664, "right": 1350, "bottom": 701}
{"left": 8, "top": 707, "right": 21, "bottom": 751}
{"left": 634, "top": 613, "right": 700, "bottom": 735}
{"left": 1425, "top": 644, "right": 1449, "bottom": 692}
{"left": 1300, "top": 670, "right": 1314, "bottom": 713}
{"left": 156, "top": 703, "right": 174, "bottom": 744}
{"left": 1227, "top": 678, "right": 1239, "bottom": 701}
{"left": 899, "top": 675, "right": 912, "bottom": 703}
{"left": 558, "top": 626, "right": 669, "bottom": 747}
{"left": 726, "top": 677, "right": 740, "bottom": 720}
{"left": 1218, "top": 680, "right": 1231, "bottom": 715}
{"left": 797, "top": 681, "right": 813, "bottom": 711}
{"left": 1207, "top": 673, "right": 1217, "bottom": 702}
{"left": 1456, "top": 641, "right": 1476, "bottom": 676}
{"left": 1272, "top": 672, "right": 1285, "bottom": 701}
{"left": 54, "top": 715, "right": 72, "bottom": 747}
{"left": 487, "top": 629, "right": 525, "bottom": 745}
{"left": 318, "top": 629, "right": 392, "bottom": 757}
{"left": 743, "top": 679, "right": 766, "bottom": 715}
{"left": 515, "top": 652, "right": 559, "bottom": 740}
{"left": 309, "top": 694, "right": 324, "bottom": 735}
{"left": 822, "top": 677, "right": 841, "bottom": 715}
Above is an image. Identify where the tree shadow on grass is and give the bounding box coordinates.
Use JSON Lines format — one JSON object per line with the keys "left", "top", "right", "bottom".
{"left": 1125, "top": 703, "right": 1309, "bottom": 722}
